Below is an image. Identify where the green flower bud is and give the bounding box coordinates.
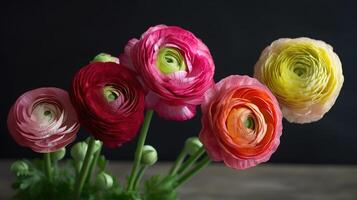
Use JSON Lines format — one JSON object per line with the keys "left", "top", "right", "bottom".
{"left": 11, "top": 161, "right": 29, "bottom": 176}
{"left": 70, "top": 142, "right": 88, "bottom": 161}
{"left": 93, "top": 140, "right": 102, "bottom": 153}
{"left": 84, "top": 137, "right": 102, "bottom": 153}
{"left": 185, "top": 137, "right": 203, "bottom": 155}
{"left": 51, "top": 147, "right": 66, "bottom": 161}
{"left": 92, "top": 53, "right": 119, "bottom": 64}
{"left": 95, "top": 172, "right": 113, "bottom": 189}
{"left": 141, "top": 145, "right": 158, "bottom": 166}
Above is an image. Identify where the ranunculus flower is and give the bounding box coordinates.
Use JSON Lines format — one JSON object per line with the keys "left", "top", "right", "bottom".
{"left": 121, "top": 24, "right": 215, "bottom": 121}
{"left": 199, "top": 75, "right": 282, "bottom": 170}
{"left": 70, "top": 61, "right": 145, "bottom": 148}
{"left": 7, "top": 87, "right": 79, "bottom": 153}
{"left": 254, "top": 37, "right": 344, "bottom": 123}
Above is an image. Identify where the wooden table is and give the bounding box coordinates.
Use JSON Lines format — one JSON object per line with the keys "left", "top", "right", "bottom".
{"left": 1, "top": 160, "right": 357, "bottom": 200}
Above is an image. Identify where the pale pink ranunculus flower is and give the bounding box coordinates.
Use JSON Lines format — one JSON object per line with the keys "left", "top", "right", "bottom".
{"left": 199, "top": 75, "right": 283, "bottom": 170}
{"left": 7, "top": 87, "right": 80, "bottom": 153}
{"left": 121, "top": 25, "right": 215, "bottom": 121}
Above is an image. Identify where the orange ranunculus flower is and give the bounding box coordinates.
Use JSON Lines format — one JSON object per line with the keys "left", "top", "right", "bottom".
{"left": 199, "top": 75, "right": 283, "bottom": 169}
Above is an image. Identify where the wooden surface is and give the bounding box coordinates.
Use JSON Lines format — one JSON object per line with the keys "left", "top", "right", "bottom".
{"left": 1, "top": 160, "right": 357, "bottom": 200}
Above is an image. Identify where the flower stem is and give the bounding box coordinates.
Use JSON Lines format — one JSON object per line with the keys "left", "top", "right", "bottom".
{"left": 74, "top": 137, "right": 96, "bottom": 200}
{"left": 133, "top": 165, "right": 147, "bottom": 190}
{"left": 174, "top": 155, "right": 211, "bottom": 189}
{"left": 127, "top": 109, "right": 154, "bottom": 191}
{"left": 177, "top": 146, "right": 205, "bottom": 175}
{"left": 86, "top": 142, "right": 102, "bottom": 184}
{"left": 169, "top": 149, "right": 187, "bottom": 176}
{"left": 75, "top": 161, "right": 82, "bottom": 176}
{"left": 44, "top": 153, "right": 52, "bottom": 181}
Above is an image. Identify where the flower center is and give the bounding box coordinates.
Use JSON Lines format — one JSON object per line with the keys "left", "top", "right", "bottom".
{"left": 244, "top": 116, "right": 255, "bottom": 129}
{"left": 227, "top": 107, "right": 256, "bottom": 137}
{"left": 31, "top": 102, "right": 59, "bottom": 127}
{"left": 103, "top": 86, "right": 120, "bottom": 102}
{"left": 43, "top": 110, "right": 52, "bottom": 116}
{"left": 156, "top": 47, "right": 186, "bottom": 74}
{"left": 293, "top": 65, "right": 307, "bottom": 77}
{"left": 225, "top": 104, "right": 268, "bottom": 148}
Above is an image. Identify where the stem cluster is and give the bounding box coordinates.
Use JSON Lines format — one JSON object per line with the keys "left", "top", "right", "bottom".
{"left": 42, "top": 109, "right": 210, "bottom": 199}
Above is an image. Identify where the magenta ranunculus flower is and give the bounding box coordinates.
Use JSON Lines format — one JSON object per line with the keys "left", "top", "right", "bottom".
{"left": 121, "top": 24, "right": 215, "bottom": 121}
{"left": 7, "top": 87, "right": 80, "bottom": 153}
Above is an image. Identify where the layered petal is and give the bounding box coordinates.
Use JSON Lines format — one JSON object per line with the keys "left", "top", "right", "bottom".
{"left": 145, "top": 91, "right": 196, "bottom": 121}
{"left": 70, "top": 61, "right": 145, "bottom": 148}
{"left": 7, "top": 87, "right": 79, "bottom": 153}
{"left": 254, "top": 37, "right": 344, "bottom": 123}
{"left": 199, "top": 75, "right": 283, "bottom": 170}
{"left": 121, "top": 24, "right": 215, "bottom": 120}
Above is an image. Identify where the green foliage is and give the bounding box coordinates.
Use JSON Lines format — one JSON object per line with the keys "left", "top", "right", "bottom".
{"left": 10, "top": 156, "right": 126, "bottom": 200}
{"left": 143, "top": 175, "right": 179, "bottom": 200}
{"left": 12, "top": 159, "right": 73, "bottom": 200}
{"left": 10, "top": 150, "right": 182, "bottom": 200}
{"left": 115, "top": 191, "right": 142, "bottom": 200}
{"left": 81, "top": 175, "right": 125, "bottom": 200}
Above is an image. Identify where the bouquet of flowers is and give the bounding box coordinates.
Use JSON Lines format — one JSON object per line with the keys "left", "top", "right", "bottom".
{"left": 7, "top": 25, "right": 344, "bottom": 200}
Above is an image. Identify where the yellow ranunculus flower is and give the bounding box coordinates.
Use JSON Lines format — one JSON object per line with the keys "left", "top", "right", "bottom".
{"left": 254, "top": 37, "right": 344, "bottom": 123}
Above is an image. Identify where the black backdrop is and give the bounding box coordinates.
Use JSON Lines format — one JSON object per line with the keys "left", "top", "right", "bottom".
{"left": 1, "top": 0, "right": 356, "bottom": 164}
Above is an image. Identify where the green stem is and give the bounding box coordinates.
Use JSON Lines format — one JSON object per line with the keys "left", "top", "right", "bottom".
{"left": 169, "top": 149, "right": 187, "bottom": 176}
{"left": 75, "top": 161, "right": 82, "bottom": 176}
{"left": 177, "top": 146, "right": 205, "bottom": 175}
{"left": 74, "top": 137, "right": 96, "bottom": 200}
{"left": 53, "top": 158, "right": 58, "bottom": 173}
{"left": 86, "top": 142, "right": 102, "bottom": 184}
{"left": 133, "top": 165, "right": 147, "bottom": 190}
{"left": 44, "top": 153, "right": 52, "bottom": 181}
{"left": 174, "top": 155, "right": 211, "bottom": 189}
{"left": 127, "top": 110, "right": 154, "bottom": 191}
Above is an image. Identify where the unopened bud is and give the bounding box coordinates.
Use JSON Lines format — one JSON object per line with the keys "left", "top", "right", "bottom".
{"left": 92, "top": 53, "right": 119, "bottom": 64}
{"left": 185, "top": 137, "right": 203, "bottom": 155}
{"left": 93, "top": 140, "right": 102, "bottom": 153}
{"left": 95, "top": 172, "right": 113, "bottom": 189}
{"left": 141, "top": 145, "right": 158, "bottom": 166}
{"left": 84, "top": 138, "right": 102, "bottom": 153}
{"left": 70, "top": 142, "right": 88, "bottom": 161}
{"left": 51, "top": 147, "right": 66, "bottom": 161}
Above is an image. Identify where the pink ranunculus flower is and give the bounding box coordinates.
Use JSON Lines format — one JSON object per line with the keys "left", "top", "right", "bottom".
{"left": 7, "top": 87, "right": 80, "bottom": 153}
{"left": 199, "top": 75, "right": 283, "bottom": 170}
{"left": 121, "top": 25, "right": 215, "bottom": 121}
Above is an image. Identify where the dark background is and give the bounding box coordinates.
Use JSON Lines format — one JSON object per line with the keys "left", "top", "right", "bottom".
{"left": 1, "top": 0, "right": 356, "bottom": 164}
